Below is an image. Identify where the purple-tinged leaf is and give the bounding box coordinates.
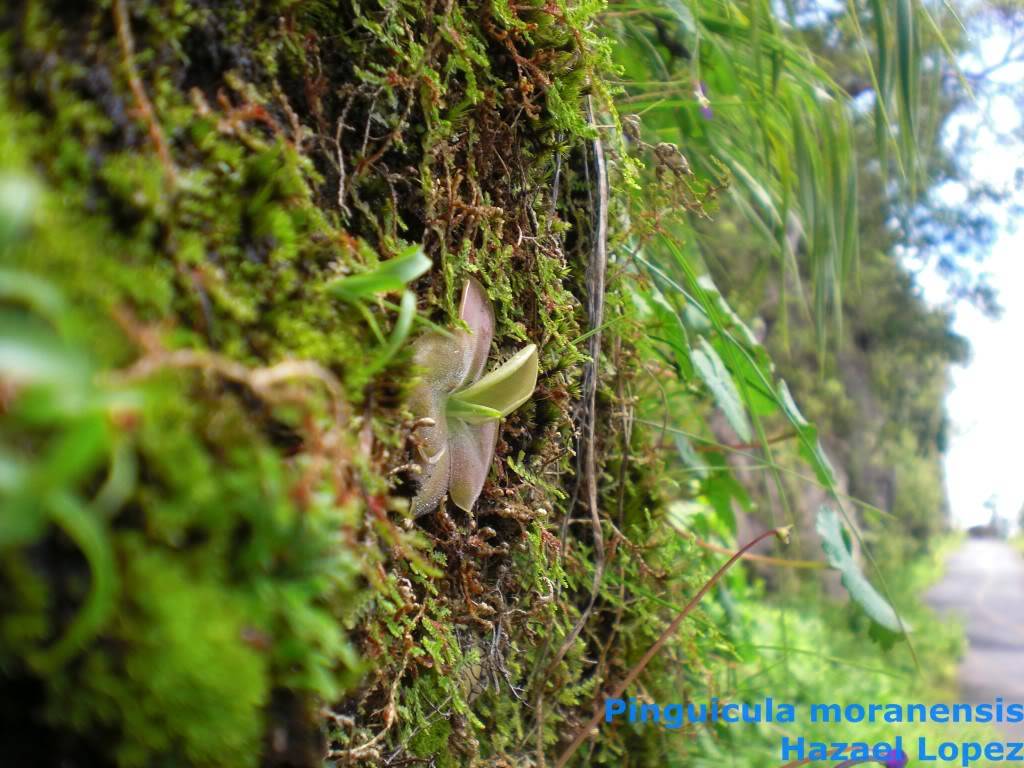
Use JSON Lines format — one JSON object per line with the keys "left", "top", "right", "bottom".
{"left": 411, "top": 436, "right": 451, "bottom": 516}
{"left": 448, "top": 418, "right": 498, "bottom": 512}
{"left": 412, "top": 327, "right": 474, "bottom": 394}
{"left": 457, "top": 277, "right": 494, "bottom": 386}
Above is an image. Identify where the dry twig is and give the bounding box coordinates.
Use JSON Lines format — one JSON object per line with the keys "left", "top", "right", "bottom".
{"left": 112, "top": 0, "right": 177, "bottom": 187}
{"left": 554, "top": 526, "right": 793, "bottom": 768}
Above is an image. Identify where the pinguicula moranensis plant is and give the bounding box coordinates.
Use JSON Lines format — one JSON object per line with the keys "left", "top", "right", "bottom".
{"left": 409, "top": 278, "right": 538, "bottom": 515}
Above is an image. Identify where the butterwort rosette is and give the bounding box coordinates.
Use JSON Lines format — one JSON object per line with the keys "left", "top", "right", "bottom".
{"left": 408, "top": 278, "right": 538, "bottom": 514}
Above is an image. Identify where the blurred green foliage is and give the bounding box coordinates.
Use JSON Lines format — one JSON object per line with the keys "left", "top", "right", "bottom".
{"left": 0, "top": 180, "right": 363, "bottom": 766}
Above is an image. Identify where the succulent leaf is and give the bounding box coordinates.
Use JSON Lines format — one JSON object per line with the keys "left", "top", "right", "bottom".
{"left": 457, "top": 277, "right": 495, "bottom": 384}
{"left": 410, "top": 436, "right": 451, "bottom": 517}
{"left": 412, "top": 328, "right": 473, "bottom": 394}
{"left": 446, "top": 399, "right": 503, "bottom": 424}
{"left": 448, "top": 344, "right": 539, "bottom": 418}
{"left": 447, "top": 418, "right": 498, "bottom": 512}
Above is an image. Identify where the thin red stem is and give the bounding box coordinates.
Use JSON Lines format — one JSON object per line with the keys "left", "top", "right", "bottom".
{"left": 554, "top": 526, "right": 792, "bottom": 768}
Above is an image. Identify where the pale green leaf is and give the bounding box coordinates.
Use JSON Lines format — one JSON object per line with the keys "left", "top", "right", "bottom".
{"left": 326, "top": 245, "right": 431, "bottom": 301}
{"left": 692, "top": 337, "right": 752, "bottom": 442}
{"left": 366, "top": 289, "right": 417, "bottom": 375}
{"left": 0, "top": 313, "right": 90, "bottom": 385}
{"left": 449, "top": 344, "right": 538, "bottom": 419}
{"left": 33, "top": 492, "right": 119, "bottom": 670}
{"left": 816, "top": 506, "right": 906, "bottom": 633}
{"left": 448, "top": 419, "right": 498, "bottom": 512}
{"left": 446, "top": 399, "right": 503, "bottom": 424}
{"left": 0, "top": 173, "right": 39, "bottom": 244}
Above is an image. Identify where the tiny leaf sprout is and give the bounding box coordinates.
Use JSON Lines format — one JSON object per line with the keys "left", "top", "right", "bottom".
{"left": 325, "top": 244, "right": 431, "bottom": 377}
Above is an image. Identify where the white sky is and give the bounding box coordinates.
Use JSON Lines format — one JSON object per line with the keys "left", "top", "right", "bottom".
{"left": 934, "top": 233, "right": 1024, "bottom": 529}
{"left": 916, "top": 31, "right": 1024, "bottom": 529}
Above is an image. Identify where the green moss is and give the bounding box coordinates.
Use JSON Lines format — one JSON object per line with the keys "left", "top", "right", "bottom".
{"left": 0, "top": 0, "right": 717, "bottom": 765}
{"left": 52, "top": 541, "right": 268, "bottom": 768}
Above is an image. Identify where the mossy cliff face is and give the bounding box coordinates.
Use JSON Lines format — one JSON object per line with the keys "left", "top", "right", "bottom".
{"left": 0, "top": 2, "right": 707, "bottom": 766}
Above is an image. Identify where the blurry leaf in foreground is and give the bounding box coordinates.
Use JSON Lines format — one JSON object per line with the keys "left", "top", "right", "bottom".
{"left": 778, "top": 379, "right": 837, "bottom": 487}
{"left": 32, "top": 491, "right": 118, "bottom": 670}
{"left": 0, "top": 173, "right": 40, "bottom": 245}
{"left": 0, "top": 312, "right": 91, "bottom": 387}
{"left": 673, "top": 434, "right": 709, "bottom": 480}
{"left": 703, "top": 452, "right": 752, "bottom": 535}
{"left": 364, "top": 289, "right": 417, "bottom": 376}
{"left": 816, "top": 506, "right": 907, "bottom": 635}
{"left": 692, "top": 337, "right": 752, "bottom": 442}
{"left": 0, "top": 268, "right": 66, "bottom": 323}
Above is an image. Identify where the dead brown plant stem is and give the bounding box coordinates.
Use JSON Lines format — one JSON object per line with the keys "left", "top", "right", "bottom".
{"left": 113, "top": 348, "right": 349, "bottom": 428}
{"left": 554, "top": 526, "right": 792, "bottom": 768}
{"left": 332, "top": 603, "right": 428, "bottom": 761}
{"left": 112, "top": 0, "right": 177, "bottom": 187}
{"left": 545, "top": 94, "right": 609, "bottom": 677}
{"left": 686, "top": 534, "right": 823, "bottom": 569}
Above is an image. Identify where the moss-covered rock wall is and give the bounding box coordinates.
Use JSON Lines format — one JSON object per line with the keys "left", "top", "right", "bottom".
{"left": 1, "top": 2, "right": 706, "bottom": 766}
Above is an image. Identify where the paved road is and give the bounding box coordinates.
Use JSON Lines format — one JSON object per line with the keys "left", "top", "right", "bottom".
{"left": 926, "top": 538, "right": 1024, "bottom": 738}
